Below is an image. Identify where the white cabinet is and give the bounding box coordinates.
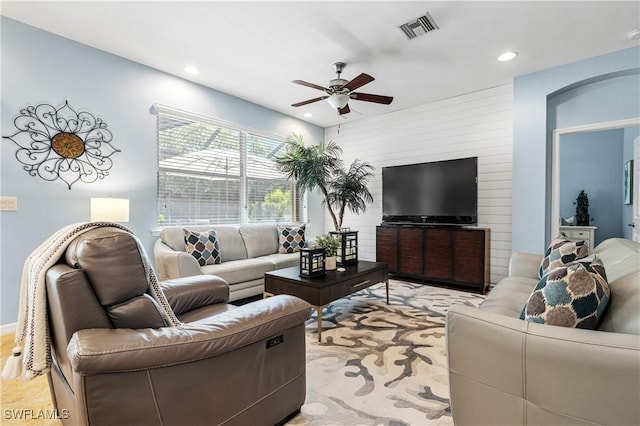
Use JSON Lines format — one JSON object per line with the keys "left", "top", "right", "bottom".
{"left": 559, "top": 226, "right": 597, "bottom": 249}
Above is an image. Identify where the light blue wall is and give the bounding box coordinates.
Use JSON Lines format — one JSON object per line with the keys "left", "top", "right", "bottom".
{"left": 622, "top": 127, "right": 639, "bottom": 239}
{"left": 559, "top": 129, "right": 624, "bottom": 245}
{"left": 513, "top": 46, "right": 640, "bottom": 253}
{"left": 0, "top": 18, "right": 324, "bottom": 325}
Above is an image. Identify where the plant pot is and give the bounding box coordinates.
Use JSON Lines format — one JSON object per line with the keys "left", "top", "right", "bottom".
{"left": 576, "top": 214, "right": 590, "bottom": 226}
{"left": 325, "top": 256, "right": 337, "bottom": 270}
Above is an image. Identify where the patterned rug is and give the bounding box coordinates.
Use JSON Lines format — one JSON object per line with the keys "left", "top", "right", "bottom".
{"left": 0, "top": 280, "right": 483, "bottom": 426}
{"left": 288, "top": 280, "right": 485, "bottom": 426}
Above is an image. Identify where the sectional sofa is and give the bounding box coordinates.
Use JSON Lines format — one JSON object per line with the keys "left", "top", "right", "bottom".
{"left": 446, "top": 238, "right": 640, "bottom": 425}
{"left": 154, "top": 224, "right": 302, "bottom": 301}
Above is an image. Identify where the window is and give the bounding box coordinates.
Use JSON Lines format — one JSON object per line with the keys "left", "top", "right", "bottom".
{"left": 156, "top": 105, "right": 302, "bottom": 227}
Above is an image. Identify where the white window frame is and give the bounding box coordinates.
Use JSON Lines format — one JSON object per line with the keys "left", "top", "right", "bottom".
{"left": 155, "top": 104, "right": 304, "bottom": 227}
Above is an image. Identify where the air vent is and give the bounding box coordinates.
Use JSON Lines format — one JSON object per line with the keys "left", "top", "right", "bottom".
{"left": 398, "top": 12, "right": 439, "bottom": 40}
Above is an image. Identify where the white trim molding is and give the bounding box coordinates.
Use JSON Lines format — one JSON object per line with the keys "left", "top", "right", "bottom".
{"left": 551, "top": 117, "right": 640, "bottom": 239}
{"left": 0, "top": 322, "right": 17, "bottom": 335}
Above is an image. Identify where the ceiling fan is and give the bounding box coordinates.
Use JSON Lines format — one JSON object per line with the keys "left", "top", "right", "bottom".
{"left": 291, "top": 62, "right": 393, "bottom": 115}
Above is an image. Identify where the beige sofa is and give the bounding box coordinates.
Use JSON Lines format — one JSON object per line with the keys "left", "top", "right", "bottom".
{"left": 154, "top": 224, "right": 301, "bottom": 301}
{"left": 446, "top": 238, "right": 640, "bottom": 425}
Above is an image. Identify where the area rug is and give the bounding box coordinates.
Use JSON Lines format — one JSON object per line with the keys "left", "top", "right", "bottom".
{"left": 0, "top": 280, "right": 483, "bottom": 426}
{"left": 288, "top": 280, "right": 485, "bottom": 426}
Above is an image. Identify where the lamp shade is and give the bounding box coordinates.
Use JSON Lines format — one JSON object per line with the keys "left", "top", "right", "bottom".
{"left": 327, "top": 94, "right": 350, "bottom": 110}
{"left": 91, "top": 197, "right": 130, "bottom": 222}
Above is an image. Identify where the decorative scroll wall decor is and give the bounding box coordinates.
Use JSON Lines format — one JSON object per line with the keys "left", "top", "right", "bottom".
{"left": 3, "top": 101, "right": 121, "bottom": 189}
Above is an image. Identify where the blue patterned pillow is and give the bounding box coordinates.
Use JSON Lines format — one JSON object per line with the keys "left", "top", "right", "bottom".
{"left": 538, "top": 236, "right": 589, "bottom": 278}
{"left": 184, "top": 229, "right": 221, "bottom": 266}
{"left": 278, "top": 224, "right": 305, "bottom": 253}
{"left": 522, "top": 256, "right": 609, "bottom": 329}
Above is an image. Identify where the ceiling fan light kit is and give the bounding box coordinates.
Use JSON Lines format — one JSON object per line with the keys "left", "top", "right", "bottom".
{"left": 291, "top": 62, "right": 393, "bottom": 115}
{"left": 327, "top": 94, "right": 350, "bottom": 109}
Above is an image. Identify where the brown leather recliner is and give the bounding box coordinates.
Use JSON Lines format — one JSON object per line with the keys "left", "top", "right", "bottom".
{"left": 45, "top": 227, "right": 311, "bottom": 426}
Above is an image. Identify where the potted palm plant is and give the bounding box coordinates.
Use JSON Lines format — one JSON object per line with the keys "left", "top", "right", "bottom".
{"left": 315, "top": 234, "right": 340, "bottom": 270}
{"left": 274, "top": 133, "right": 374, "bottom": 231}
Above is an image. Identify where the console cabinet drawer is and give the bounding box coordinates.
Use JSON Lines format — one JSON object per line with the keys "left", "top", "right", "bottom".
{"left": 376, "top": 227, "right": 398, "bottom": 272}
{"left": 424, "top": 228, "right": 453, "bottom": 280}
{"left": 376, "top": 225, "right": 489, "bottom": 294}
{"left": 398, "top": 228, "right": 423, "bottom": 276}
{"left": 559, "top": 226, "right": 596, "bottom": 248}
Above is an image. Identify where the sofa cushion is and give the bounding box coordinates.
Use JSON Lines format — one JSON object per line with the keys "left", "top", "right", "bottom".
{"left": 211, "top": 226, "right": 248, "bottom": 262}
{"left": 106, "top": 294, "right": 167, "bottom": 329}
{"left": 522, "top": 256, "right": 610, "bottom": 329}
{"left": 592, "top": 238, "right": 639, "bottom": 281}
{"left": 538, "top": 236, "right": 589, "bottom": 278}
{"left": 597, "top": 270, "right": 639, "bottom": 334}
{"left": 160, "top": 226, "right": 248, "bottom": 261}
{"left": 201, "top": 258, "right": 275, "bottom": 285}
{"left": 278, "top": 224, "right": 306, "bottom": 253}
{"left": 184, "top": 229, "right": 221, "bottom": 266}
{"left": 258, "top": 252, "right": 300, "bottom": 270}
{"left": 479, "top": 276, "right": 538, "bottom": 317}
{"left": 161, "top": 226, "right": 211, "bottom": 252}
{"left": 238, "top": 225, "right": 279, "bottom": 258}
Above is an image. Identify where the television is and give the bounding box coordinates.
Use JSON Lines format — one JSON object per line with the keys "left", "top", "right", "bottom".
{"left": 382, "top": 157, "right": 477, "bottom": 225}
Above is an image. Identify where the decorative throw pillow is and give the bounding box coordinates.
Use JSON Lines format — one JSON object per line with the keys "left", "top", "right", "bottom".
{"left": 538, "top": 236, "right": 589, "bottom": 278}
{"left": 184, "top": 229, "right": 221, "bottom": 266}
{"left": 521, "top": 256, "right": 610, "bottom": 329}
{"left": 278, "top": 224, "right": 305, "bottom": 253}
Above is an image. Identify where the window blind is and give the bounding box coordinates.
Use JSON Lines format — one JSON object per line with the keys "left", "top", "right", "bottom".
{"left": 156, "top": 105, "right": 302, "bottom": 227}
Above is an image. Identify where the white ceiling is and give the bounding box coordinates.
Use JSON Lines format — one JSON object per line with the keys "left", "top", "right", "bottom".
{"left": 2, "top": 1, "right": 639, "bottom": 128}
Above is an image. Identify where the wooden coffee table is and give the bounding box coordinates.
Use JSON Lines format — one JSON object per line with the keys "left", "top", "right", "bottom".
{"left": 264, "top": 260, "right": 389, "bottom": 342}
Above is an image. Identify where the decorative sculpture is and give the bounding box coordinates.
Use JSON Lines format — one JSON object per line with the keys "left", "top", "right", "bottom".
{"left": 3, "top": 101, "right": 120, "bottom": 189}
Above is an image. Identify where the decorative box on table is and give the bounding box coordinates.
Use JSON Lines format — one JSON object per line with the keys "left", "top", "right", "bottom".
{"left": 299, "top": 247, "right": 326, "bottom": 277}
{"left": 329, "top": 228, "right": 358, "bottom": 266}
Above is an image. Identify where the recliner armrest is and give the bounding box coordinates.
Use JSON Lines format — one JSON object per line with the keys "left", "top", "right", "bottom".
{"left": 68, "top": 295, "right": 311, "bottom": 375}
{"left": 160, "top": 275, "right": 229, "bottom": 315}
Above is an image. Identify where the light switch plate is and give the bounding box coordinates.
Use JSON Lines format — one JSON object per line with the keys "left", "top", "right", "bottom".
{"left": 0, "top": 197, "right": 18, "bottom": 211}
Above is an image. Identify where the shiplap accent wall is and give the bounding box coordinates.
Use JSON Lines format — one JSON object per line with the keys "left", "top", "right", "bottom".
{"left": 323, "top": 84, "right": 513, "bottom": 284}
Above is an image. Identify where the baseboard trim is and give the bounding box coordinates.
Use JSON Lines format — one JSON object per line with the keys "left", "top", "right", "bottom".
{"left": 1, "top": 322, "right": 17, "bottom": 335}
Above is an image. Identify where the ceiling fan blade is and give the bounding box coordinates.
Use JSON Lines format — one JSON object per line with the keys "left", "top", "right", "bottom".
{"left": 291, "top": 96, "right": 328, "bottom": 107}
{"left": 292, "top": 80, "right": 328, "bottom": 92}
{"left": 350, "top": 92, "right": 393, "bottom": 105}
{"left": 343, "top": 73, "right": 374, "bottom": 91}
{"left": 339, "top": 104, "right": 351, "bottom": 115}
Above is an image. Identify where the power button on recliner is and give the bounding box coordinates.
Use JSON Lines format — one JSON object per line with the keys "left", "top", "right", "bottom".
{"left": 266, "top": 335, "right": 284, "bottom": 349}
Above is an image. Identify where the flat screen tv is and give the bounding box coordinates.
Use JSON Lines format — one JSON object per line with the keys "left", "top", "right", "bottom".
{"left": 382, "top": 157, "right": 477, "bottom": 225}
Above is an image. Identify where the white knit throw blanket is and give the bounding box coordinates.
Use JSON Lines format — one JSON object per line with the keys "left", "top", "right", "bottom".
{"left": 4, "top": 222, "right": 181, "bottom": 380}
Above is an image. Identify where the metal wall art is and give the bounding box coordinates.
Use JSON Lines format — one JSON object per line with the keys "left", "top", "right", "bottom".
{"left": 3, "top": 101, "right": 120, "bottom": 189}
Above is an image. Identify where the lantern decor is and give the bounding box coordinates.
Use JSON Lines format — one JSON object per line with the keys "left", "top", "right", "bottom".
{"left": 330, "top": 228, "right": 358, "bottom": 266}
{"left": 299, "top": 247, "right": 326, "bottom": 278}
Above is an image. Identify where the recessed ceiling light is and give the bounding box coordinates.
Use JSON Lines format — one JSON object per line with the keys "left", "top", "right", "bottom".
{"left": 303, "top": 112, "right": 313, "bottom": 118}
{"left": 498, "top": 51, "right": 518, "bottom": 62}
{"left": 627, "top": 29, "right": 640, "bottom": 40}
{"left": 184, "top": 65, "right": 199, "bottom": 75}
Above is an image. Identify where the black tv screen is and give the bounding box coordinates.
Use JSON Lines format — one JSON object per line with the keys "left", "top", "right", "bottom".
{"left": 382, "top": 157, "right": 478, "bottom": 225}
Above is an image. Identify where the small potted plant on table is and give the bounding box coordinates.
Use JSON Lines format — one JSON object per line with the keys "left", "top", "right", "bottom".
{"left": 315, "top": 234, "right": 340, "bottom": 270}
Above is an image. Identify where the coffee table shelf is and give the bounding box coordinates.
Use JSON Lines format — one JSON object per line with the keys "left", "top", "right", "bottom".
{"left": 264, "top": 261, "right": 389, "bottom": 342}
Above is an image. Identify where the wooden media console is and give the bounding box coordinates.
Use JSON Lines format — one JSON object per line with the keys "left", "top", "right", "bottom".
{"left": 376, "top": 225, "right": 489, "bottom": 294}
